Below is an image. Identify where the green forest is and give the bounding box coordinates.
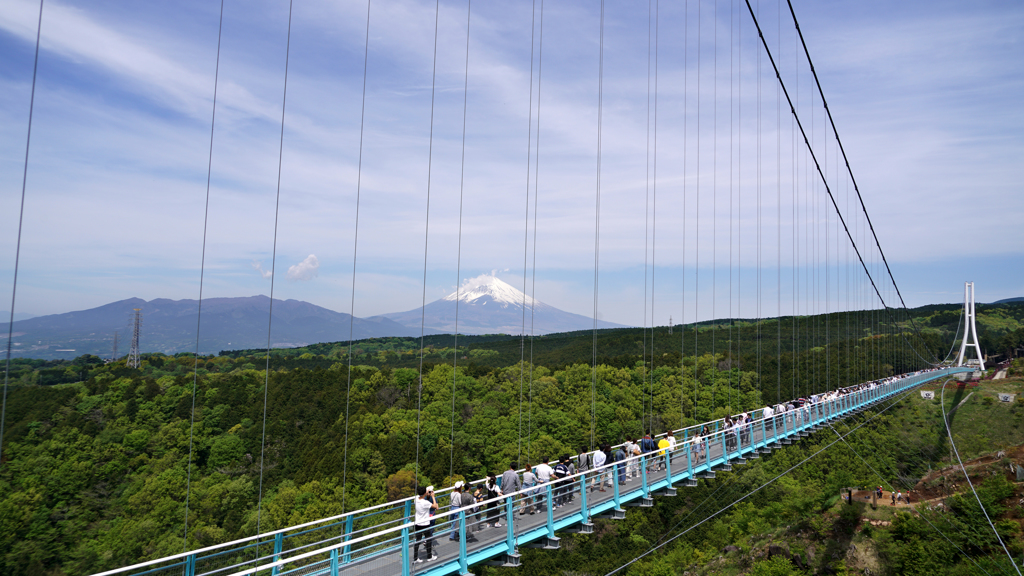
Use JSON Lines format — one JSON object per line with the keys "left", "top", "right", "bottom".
{"left": 1, "top": 303, "right": 1022, "bottom": 575}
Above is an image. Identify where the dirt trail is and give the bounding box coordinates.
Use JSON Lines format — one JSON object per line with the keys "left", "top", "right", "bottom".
{"left": 913, "top": 445, "right": 1024, "bottom": 501}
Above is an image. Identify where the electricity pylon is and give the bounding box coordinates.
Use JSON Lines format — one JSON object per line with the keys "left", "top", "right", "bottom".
{"left": 128, "top": 309, "right": 142, "bottom": 369}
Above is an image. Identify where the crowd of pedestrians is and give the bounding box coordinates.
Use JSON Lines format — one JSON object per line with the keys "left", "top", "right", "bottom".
{"left": 408, "top": 367, "right": 951, "bottom": 562}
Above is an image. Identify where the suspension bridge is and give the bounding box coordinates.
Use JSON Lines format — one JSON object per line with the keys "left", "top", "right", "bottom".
{"left": 2, "top": 0, "right": 1016, "bottom": 575}
{"left": 92, "top": 367, "right": 971, "bottom": 576}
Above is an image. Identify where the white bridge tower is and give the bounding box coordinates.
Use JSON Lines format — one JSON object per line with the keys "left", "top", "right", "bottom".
{"left": 955, "top": 281, "right": 984, "bottom": 370}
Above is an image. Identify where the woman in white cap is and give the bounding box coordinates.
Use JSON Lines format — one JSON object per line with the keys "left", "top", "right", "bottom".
{"left": 449, "top": 481, "right": 465, "bottom": 541}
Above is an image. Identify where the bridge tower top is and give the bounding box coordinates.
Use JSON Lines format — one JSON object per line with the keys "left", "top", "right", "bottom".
{"left": 956, "top": 282, "right": 985, "bottom": 371}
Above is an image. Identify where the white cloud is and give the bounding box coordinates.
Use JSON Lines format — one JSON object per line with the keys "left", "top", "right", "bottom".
{"left": 287, "top": 254, "right": 319, "bottom": 281}
{"left": 251, "top": 261, "right": 273, "bottom": 279}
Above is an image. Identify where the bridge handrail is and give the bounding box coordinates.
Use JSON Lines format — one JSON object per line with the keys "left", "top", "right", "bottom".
{"left": 218, "top": 368, "right": 958, "bottom": 576}
{"left": 92, "top": 367, "right": 964, "bottom": 576}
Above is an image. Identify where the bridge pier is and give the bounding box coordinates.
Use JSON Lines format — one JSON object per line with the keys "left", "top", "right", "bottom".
{"left": 565, "top": 522, "right": 594, "bottom": 534}
{"left": 485, "top": 553, "right": 522, "bottom": 567}
{"left": 523, "top": 537, "right": 560, "bottom": 550}
{"left": 596, "top": 508, "right": 626, "bottom": 520}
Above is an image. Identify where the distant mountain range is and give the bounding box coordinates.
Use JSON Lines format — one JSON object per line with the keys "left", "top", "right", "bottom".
{"left": 992, "top": 297, "right": 1024, "bottom": 304}
{"left": 1, "top": 296, "right": 417, "bottom": 360}
{"left": 1, "top": 276, "right": 625, "bottom": 360}
{"left": 377, "top": 274, "right": 625, "bottom": 335}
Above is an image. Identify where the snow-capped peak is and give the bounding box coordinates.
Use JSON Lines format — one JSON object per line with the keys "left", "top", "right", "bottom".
{"left": 443, "top": 273, "right": 536, "bottom": 307}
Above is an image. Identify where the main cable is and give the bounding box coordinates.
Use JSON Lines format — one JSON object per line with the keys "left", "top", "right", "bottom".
{"left": 782, "top": 0, "right": 937, "bottom": 363}
{"left": 183, "top": 0, "right": 225, "bottom": 549}
{"left": 742, "top": 0, "right": 934, "bottom": 367}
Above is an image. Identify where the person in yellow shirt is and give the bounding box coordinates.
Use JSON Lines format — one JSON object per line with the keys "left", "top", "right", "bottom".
{"left": 657, "top": 436, "right": 670, "bottom": 471}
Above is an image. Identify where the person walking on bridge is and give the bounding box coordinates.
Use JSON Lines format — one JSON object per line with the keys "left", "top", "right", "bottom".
{"left": 448, "top": 481, "right": 465, "bottom": 542}
{"left": 413, "top": 486, "right": 438, "bottom": 563}
{"left": 520, "top": 463, "right": 538, "bottom": 515}
{"left": 501, "top": 462, "right": 521, "bottom": 519}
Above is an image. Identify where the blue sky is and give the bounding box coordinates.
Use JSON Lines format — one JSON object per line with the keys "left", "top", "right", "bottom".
{"left": 1, "top": 0, "right": 1022, "bottom": 327}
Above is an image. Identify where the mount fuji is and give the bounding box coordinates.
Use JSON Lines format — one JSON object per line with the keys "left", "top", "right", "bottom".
{"left": 376, "top": 274, "right": 627, "bottom": 335}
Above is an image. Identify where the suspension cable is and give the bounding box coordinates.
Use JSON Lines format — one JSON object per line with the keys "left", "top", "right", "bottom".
{"left": 650, "top": 0, "right": 660, "bottom": 433}
{"left": 415, "top": 0, "right": 443, "bottom": 494}
{"left": 0, "top": 0, "right": 44, "bottom": 470}
{"left": 941, "top": 379, "right": 1022, "bottom": 575}
{"left": 527, "top": 0, "right": 546, "bottom": 463}
{"left": 590, "top": 0, "right": 606, "bottom": 452}
{"left": 256, "top": 0, "right": 295, "bottom": 539}
{"left": 449, "top": 0, "right": 472, "bottom": 485}
{"left": 518, "top": 0, "right": 538, "bottom": 472}
{"left": 183, "top": 0, "right": 225, "bottom": 549}
{"left": 341, "top": 0, "right": 373, "bottom": 515}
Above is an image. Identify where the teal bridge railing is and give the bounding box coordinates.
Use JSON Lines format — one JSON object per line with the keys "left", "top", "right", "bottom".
{"left": 92, "top": 367, "right": 971, "bottom": 576}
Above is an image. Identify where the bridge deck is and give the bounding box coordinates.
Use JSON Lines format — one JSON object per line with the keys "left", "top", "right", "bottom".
{"left": 93, "top": 368, "right": 969, "bottom": 576}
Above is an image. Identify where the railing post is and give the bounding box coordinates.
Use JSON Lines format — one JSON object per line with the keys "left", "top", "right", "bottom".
{"left": 641, "top": 456, "right": 650, "bottom": 498}
{"left": 760, "top": 418, "right": 766, "bottom": 449}
{"left": 686, "top": 441, "right": 693, "bottom": 478}
{"left": 505, "top": 495, "right": 515, "bottom": 555}
{"left": 665, "top": 445, "right": 673, "bottom": 486}
{"left": 329, "top": 548, "right": 339, "bottom": 576}
{"left": 579, "top": 472, "right": 589, "bottom": 522}
{"left": 720, "top": 431, "right": 727, "bottom": 464}
{"left": 271, "top": 532, "right": 283, "bottom": 576}
{"left": 458, "top": 511, "right": 468, "bottom": 574}
{"left": 402, "top": 499, "right": 412, "bottom": 575}
{"left": 184, "top": 553, "right": 195, "bottom": 576}
{"left": 401, "top": 522, "right": 411, "bottom": 576}
{"left": 342, "top": 515, "right": 353, "bottom": 564}
{"left": 613, "top": 466, "right": 621, "bottom": 508}
{"left": 545, "top": 483, "right": 555, "bottom": 539}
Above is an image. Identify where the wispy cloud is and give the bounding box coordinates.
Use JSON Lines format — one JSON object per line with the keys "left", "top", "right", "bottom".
{"left": 251, "top": 261, "right": 273, "bottom": 280}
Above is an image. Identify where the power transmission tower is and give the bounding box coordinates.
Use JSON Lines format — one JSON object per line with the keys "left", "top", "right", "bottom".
{"left": 955, "top": 282, "right": 984, "bottom": 370}
{"left": 110, "top": 330, "right": 120, "bottom": 363}
{"left": 668, "top": 316, "right": 673, "bottom": 334}
{"left": 128, "top": 309, "right": 142, "bottom": 369}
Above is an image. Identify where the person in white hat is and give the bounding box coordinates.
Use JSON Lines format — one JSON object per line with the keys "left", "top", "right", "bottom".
{"left": 449, "top": 481, "right": 465, "bottom": 541}
{"left": 412, "top": 485, "right": 438, "bottom": 563}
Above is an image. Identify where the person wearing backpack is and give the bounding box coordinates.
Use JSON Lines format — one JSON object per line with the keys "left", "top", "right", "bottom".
{"left": 484, "top": 475, "right": 502, "bottom": 528}
{"left": 553, "top": 456, "right": 571, "bottom": 507}
{"left": 520, "top": 463, "right": 538, "bottom": 515}
{"left": 640, "top": 433, "right": 657, "bottom": 472}
{"left": 622, "top": 438, "right": 640, "bottom": 480}
{"left": 614, "top": 444, "right": 627, "bottom": 484}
